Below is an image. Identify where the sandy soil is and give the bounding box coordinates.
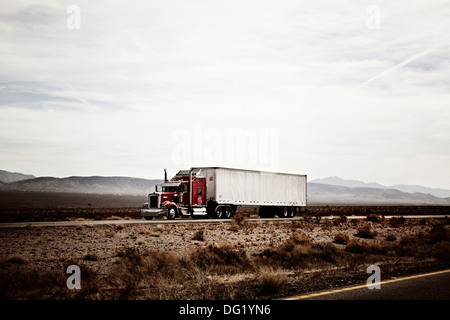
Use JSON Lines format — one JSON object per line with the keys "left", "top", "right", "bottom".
{"left": 0, "top": 216, "right": 449, "bottom": 299}
{"left": 0, "top": 219, "right": 424, "bottom": 269}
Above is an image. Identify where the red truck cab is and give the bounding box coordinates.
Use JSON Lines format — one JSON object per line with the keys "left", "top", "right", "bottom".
{"left": 140, "top": 169, "right": 207, "bottom": 220}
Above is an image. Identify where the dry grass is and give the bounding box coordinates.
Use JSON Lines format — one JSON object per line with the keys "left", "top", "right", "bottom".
{"left": 257, "top": 231, "right": 343, "bottom": 269}
{"left": 192, "top": 229, "right": 205, "bottom": 241}
{"left": 257, "top": 266, "right": 287, "bottom": 296}
{"left": 355, "top": 222, "right": 377, "bottom": 239}
{"left": 229, "top": 212, "right": 251, "bottom": 231}
{"left": 1, "top": 214, "right": 449, "bottom": 300}
{"left": 333, "top": 233, "right": 350, "bottom": 245}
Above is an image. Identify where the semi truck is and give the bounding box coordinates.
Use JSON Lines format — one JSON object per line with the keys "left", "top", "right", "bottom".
{"left": 140, "top": 167, "right": 307, "bottom": 220}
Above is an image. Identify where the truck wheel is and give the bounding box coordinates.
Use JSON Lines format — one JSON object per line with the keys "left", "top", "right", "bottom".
{"left": 167, "top": 207, "right": 177, "bottom": 220}
{"left": 280, "top": 207, "right": 289, "bottom": 218}
{"left": 223, "top": 206, "right": 232, "bottom": 219}
{"left": 144, "top": 216, "right": 153, "bottom": 220}
{"left": 289, "top": 207, "right": 296, "bottom": 218}
{"left": 214, "top": 206, "right": 223, "bottom": 219}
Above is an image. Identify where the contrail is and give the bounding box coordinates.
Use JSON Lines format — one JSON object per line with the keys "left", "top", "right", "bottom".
{"left": 356, "top": 45, "right": 438, "bottom": 90}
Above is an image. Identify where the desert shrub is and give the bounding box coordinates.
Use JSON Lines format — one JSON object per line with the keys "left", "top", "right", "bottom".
{"left": 333, "top": 233, "right": 349, "bottom": 245}
{"left": 0, "top": 262, "right": 102, "bottom": 300}
{"left": 116, "top": 223, "right": 125, "bottom": 230}
{"left": 188, "top": 243, "right": 252, "bottom": 273}
{"left": 258, "top": 267, "right": 287, "bottom": 296}
{"left": 395, "top": 235, "right": 421, "bottom": 256}
{"left": 321, "top": 219, "right": 333, "bottom": 231}
{"left": 231, "top": 212, "right": 250, "bottom": 228}
{"left": 344, "top": 239, "right": 389, "bottom": 255}
{"left": 366, "top": 213, "right": 383, "bottom": 223}
{"left": 109, "top": 248, "right": 186, "bottom": 299}
{"left": 333, "top": 215, "right": 347, "bottom": 225}
{"left": 427, "top": 223, "right": 450, "bottom": 244}
{"left": 258, "top": 232, "right": 313, "bottom": 268}
{"left": 355, "top": 223, "right": 377, "bottom": 239}
{"left": 444, "top": 216, "right": 450, "bottom": 225}
{"left": 258, "top": 232, "right": 341, "bottom": 269}
{"left": 316, "top": 243, "right": 342, "bottom": 263}
{"left": 390, "top": 216, "right": 406, "bottom": 227}
{"left": 116, "top": 247, "right": 143, "bottom": 265}
{"left": 283, "top": 232, "right": 311, "bottom": 248}
{"left": 192, "top": 229, "right": 205, "bottom": 241}
{"left": 70, "top": 263, "right": 104, "bottom": 299}
{"left": 345, "top": 239, "right": 367, "bottom": 254}
{"left": 143, "top": 250, "right": 183, "bottom": 281}
{"left": 0, "top": 268, "right": 65, "bottom": 299}
{"left": 431, "top": 241, "right": 450, "bottom": 261}
{"left": 418, "top": 218, "right": 427, "bottom": 226}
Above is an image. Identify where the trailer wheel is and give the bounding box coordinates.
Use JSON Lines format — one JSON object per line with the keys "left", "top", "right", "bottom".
{"left": 289, "top": 207, "right": 296, "bottom": 218}
{"left": 280, "top": 207, "right": 289, "bottom": 218}
{"left": 167, "top": 207, "right": 177, "bottom": 220}
{"left": 223, "top": 206, "right": 232, "bottom": 219}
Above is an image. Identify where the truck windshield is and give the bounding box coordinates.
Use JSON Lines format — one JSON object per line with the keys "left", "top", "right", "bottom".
{"left": 162, "top": 186, "right": 179, "bottom": 192}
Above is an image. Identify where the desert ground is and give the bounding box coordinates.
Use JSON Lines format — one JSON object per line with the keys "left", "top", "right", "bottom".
{"left": 0, "top": 191, "right": 449, "bottom": 299}
{"left": 0, "top": 204, "right": 449, "bottom": 299}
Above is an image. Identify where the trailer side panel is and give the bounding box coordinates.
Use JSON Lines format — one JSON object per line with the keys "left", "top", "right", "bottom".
{"left": 195, "top": 167, "right": 306, "bottom": 207}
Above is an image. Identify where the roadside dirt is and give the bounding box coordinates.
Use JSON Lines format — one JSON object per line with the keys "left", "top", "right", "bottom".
{"left": 1, "top": 215, "right": 449, "bottom": 299}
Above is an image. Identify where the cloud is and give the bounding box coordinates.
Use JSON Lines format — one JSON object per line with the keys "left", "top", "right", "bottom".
{"left": 0, "top": 0, "right": 450, "bottom": 188}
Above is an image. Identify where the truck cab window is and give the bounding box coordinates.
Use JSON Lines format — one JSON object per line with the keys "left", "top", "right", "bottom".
{"left": 162, "top": 186, "right": 178, "bottom": 192}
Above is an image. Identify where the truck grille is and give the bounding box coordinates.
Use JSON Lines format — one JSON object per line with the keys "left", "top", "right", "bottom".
{"left": 149, "top": 195, "right": 158, "bottom": 208}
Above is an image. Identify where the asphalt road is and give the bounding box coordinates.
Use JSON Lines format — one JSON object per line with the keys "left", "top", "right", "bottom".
{"left": 286, "top": 269, "right": 450, "bottom": 300}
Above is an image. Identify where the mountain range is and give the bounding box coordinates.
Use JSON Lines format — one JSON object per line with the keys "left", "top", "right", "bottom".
{"left": 310, "top": 176, "right": 450, "bottom": 198}
{"left": 0, "top": 172, "right": 162, "bottom": 195}
{"left": 0, "top": 170, "right": 449, "bottom": 205}
{"left": 0, "top": 170, "right": 35, "bottom": 183}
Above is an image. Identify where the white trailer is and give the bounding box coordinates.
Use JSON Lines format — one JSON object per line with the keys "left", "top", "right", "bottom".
{"left": 193, "top": 167, "right": 307, "bottom": 218}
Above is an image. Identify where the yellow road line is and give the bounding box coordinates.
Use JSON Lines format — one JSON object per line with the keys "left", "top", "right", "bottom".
{"left": 284, "top": 268, "right": 450, "bottom": 300}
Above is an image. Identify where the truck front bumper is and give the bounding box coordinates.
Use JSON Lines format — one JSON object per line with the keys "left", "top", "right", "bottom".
{"left": 140, "top": 208, "right": 168, "bottom": 217}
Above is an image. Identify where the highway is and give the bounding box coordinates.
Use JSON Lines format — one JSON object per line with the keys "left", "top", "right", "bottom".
{"left": 285, "top": 269, "right": 450, "bottom": 300}
{"left": 0, "top": 215, "right": 448, "bottom": 228}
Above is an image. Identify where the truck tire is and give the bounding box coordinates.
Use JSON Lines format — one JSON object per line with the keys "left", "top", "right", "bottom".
{"left": 223, "top": 206, "right": 232, "bottom": 219}
{"left": 289, "top": 207, "right": 296, "bottom": 218}
{"left": 214, "top": 206, "right": 223, "bottom": 219}
{"left": 167, "top": 207, "right": 177, "bottom": 220}
{"left": 280, "top": 207, "right": 289, "bottom": 218}
{"left": 144, "top": 216, "right": 153, "bottom": 220}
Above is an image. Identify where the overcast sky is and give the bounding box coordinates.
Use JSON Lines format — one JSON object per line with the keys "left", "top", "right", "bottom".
{"left": 1, "top": 0, "right": 450, "bottom": 189}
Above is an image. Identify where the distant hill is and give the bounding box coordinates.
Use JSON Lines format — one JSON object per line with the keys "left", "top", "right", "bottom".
{"left": 308, "top": 182, "right": 450, "bottom": 205}
{"left": 1, "top": 170, "right": 450, "bottom": 204}
{"left": 0, "top": 175, "right": 163, "bottom": 195}
{"left": 0, "top": 170, "right": 35, "bottom": 183}
{"left": 310, "top": 176, "right": 450, "bottom": 199}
